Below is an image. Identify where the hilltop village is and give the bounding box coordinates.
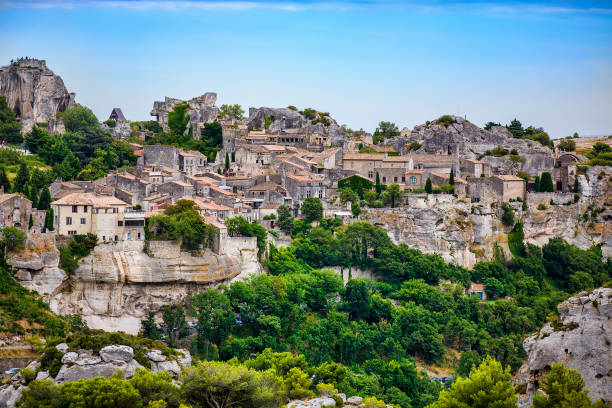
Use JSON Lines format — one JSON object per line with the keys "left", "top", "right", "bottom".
{"left": 0, "top": 59, "right": 611, "bottom": 408}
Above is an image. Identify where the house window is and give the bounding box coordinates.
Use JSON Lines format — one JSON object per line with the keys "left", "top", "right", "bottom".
{"left": 105, "top": 209, "right": 108, "bottom": 214}
{"left": 83, "top": 206, "right": 88, "bottom": 213}
{"left": 113, "top": 208, "right": 117, "bottom": 214}
{"left": 72, "top": 205, "right": 78, "bottom": 213}
{"left": 66, "top": 217, "right": 72, "bottom": 225}
{"left": 382, "top": 177, "right": 386, "bottom": 183}
{"left": 318, "top": 190, "right": 323, "bottom": 198}
{"left": 137, "top": 232, "right": 141, "bottom": 240}
{"left": 402, "top": 176, "right": 406, "bottom": 183}
{"left": 127, "top": 232, "right": 131, "bottom": 240}
{"left": 394, "top": 177, "right": 398, "bottom": 182}
{"left": 103, "top": 236, "right": 105, "bottom": 241}
{"left": 118, "top": 221, "right": 123, "bottom": 226}
{"left": 368, "top": 171, "right": 374, "bottom": 178}
{"left": 80, "top": 218, "right": 86, "bottom": 224}
{"left": 306, "top": 190, "right": 311, "bottom": 198}
{"left": 410, "top": 176, "right": 417, "bottom": 184}
{"left": 115, "top": 235, "right": 118, "bottom": 241}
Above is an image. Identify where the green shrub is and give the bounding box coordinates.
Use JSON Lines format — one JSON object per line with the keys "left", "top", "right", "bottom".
{"left": 537, "top": 204, "right": 549, "bottom": 210}
{"left": 501, "top": 202, "right": 514, "bottom": 226}
{"left": 20, "top": 368, "right": 36, "bottom": 384}
{"left": 104, "top": 119, "right": 117, "bottom": 128}
{"left": 437, "top": 115, "right": 456, "bottom": 127}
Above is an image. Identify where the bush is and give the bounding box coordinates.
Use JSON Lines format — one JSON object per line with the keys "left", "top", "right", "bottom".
{"left": 20, "top": 367, "right": 36, "bottom": 384}
{"left": 104, "top": 119, "right": 117, "bottom": 128}
{"left": 1, "top": 226, "right": 26, "bottom": 251}
{"left": 501, "top": 203, "right": 514, "bottom": 226}
{"left": 437, "top": 115, "right": 456, "bottom": 127}
{"left": 537, "top": 204, "right": 549, "bottom": 210}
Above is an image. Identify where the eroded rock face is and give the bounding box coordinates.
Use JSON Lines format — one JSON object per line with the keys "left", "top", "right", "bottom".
{"left": 246, "top": 107, "right": 348, "bottom": 146}
{"left": 150, "top": 93, "right": 219, "bottom": 136}
{"left": 515, "top": 288, "right": 612, "bottom": 406}
{"left": 393, "top": 116, "right": 554, "bottom": 176}
{"left": 0, "top": 58, "right": 75, "bottom": 133}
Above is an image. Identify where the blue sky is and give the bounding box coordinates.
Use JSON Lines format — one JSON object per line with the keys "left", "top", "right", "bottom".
{"left": 1, "top": 0, "right": 611, "bottom": 137}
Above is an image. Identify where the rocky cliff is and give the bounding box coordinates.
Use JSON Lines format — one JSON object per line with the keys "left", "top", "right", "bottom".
{"left": 246, "top": 107, "right": 348, "bottom": 146}
{"left": 150, "top": 93, "right": 219, "bottom": 136}
{"left": 391, "top": 116, "right": 554, "bottom": 176}
{"left": 0, "top": 58, "right": 75, "bottom": 133}
{"left": 364, "top": 166, "right": 611, "bottom": 268}
{"left": 9, "top": 235, "right": 260, "bottom": 334}
{"left": 514, "top": 288, "right": 612, "bottom": 407}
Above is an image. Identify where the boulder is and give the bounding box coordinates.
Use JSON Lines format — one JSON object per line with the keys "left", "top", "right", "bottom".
{"left": 0, "top": 384, "right": 23, "bottom": 408}
{"left": 176, "top": 349, "right": 192, "bottom": 367}
{"left": 346, "top": 396, "right": 363, "bottom": 405}
{"left": 309, "top": 397, "right": 336, "bottom": 407}
{"left": 75, "top": 356, "right": 102, "bottom": 366}
{"left": 514, "top": 288, "right": 612, "bottom": 405}
{"left": 36, "top": 371, "right": 50, "bottom": 380}
{"left": 55, "top": 343, "right": 68, "bottom": 353}
{"left": 55, "top": 360, "right": 130, "bottom": 384}
{"left": 99, "top": 345, "right": 134, "bottom": 362}
{"left": 152, "top": 359, "right": 181, "bottom": 377}
{"left": 61, "top": 352, "right": 79, "bottom": 364}
{"left": 146, "top": 350, "right": 166, "bottom": 362}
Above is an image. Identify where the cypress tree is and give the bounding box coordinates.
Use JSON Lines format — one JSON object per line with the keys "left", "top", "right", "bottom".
{"left": 0, "top": 166, "right": 10, "bottom": 193}
{"left": 14, "top": 161, "right": 29, "bottom": 193}
{"left": 38, "top": 187, "right": 51, "bottom": 210}
{"left": 375, "top": 172, "right": 381, "bottom": 195}
{"left": 534, "top": 176, "right": 541, "bottom": 192}
{"left": 225, "top": 152, "right": 230, "bottom": 170}
{"left": 425, "top": 177, "right": 433, "bottom": 194}
{"left": 28, "top": 214, "right": 33, "bottom": 230}
{"left": 573, "top": 178, "right": 579, "bottom": 193}
{"left": 28, "top": 185, "right": 38, "bottom": 208}
{"left": 43, "top": 208, "right": 54, "bottom": 232}
{"left": 231, "top": 151, "right": 235, "bottom": 162}
{"left": 540, "top": 172, "right": 554, "bottom": 192}
{"left": 449, "top": 168, "right": 455, "bottom": 185}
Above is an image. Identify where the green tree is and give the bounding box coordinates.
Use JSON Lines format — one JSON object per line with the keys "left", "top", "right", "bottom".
{"left": 16, "top": 379, "right": 61, "bottom": 408}
{"left": 140, "top": 311, "right": 162, "bottom": 341}
{"left": 44, "top": 208, "right": 54, "bottom": 232}
{"left": 180, "top": 361, "right": 281, "bottom": 408}
{"left": 24, "top": 125, "right": 53, "bottom": 154}
{"left": 56, "top": 151, "right": 81, "bottom": 181}
{"left": 427, "top": 356, "right": 517, "bottom": 408}
{"left": 129, "top": 368, "right": 181, "bottom": 408}
{"left": 344, "top": 279, "right": 372, "bottom": 320}
{"left": 219, "top": 104, "right": 245, "bottom": 120}
{"left": 0, "top": 166, "right": 10, "bottom": 193}
{"left": 277, "top": 205, "right": 294, "bottom": 234}
{"left": 38, "top": 186, "right": 51, "bottom": 210}
{"left": 351, "top": 202, "right": 361, "bottom": 217}
{"left": 425, "top": 177, "right": 432, "bottom": 194}
{"left": 383, "top": 183, "right": 401, "bottom": 208}
{"left": 501, "top": 202, "right": 514, "bottom": 226}
{"left": 160, "top": 306, "right": 189, "bottom": 347}
{"left": 506, "top": 119, "right": 524, "bottom": 138}
{"left": 484, "top": 121, "right": 501, "bottom": 131}
{"left": 301, "top": 197, "right": 323, "bottom": 223}
{"left": 339, "top": 188, "right": 359, "bottom": 204}
{"left": 28, "top": 213, "right": 33, "bottom": 230}
{"left": 60, "top": 105, "right": 99, "bottom": 133}
{"left": 189, "top": 290, "right": 235, "bottom": 359}
{"left": 225, "top": 152, "right": 230, "bottom": 170}
{"left": 540, "top": 172, "right": 554, "bottom": 192}
{"left": 373, "top": 121, "right": 399, "bottom": 144}
{"left": 484, "top": 277, "right": 505, "bottom": 298}
{"left": 168, "top": 103, "right": 190, "bottom": 136}
{"left": 375, "top": 172, "right": 382, "bottom": 195}
{"left": 60, "top": 376, "right": 143, "bottom": 408}
{"left": 533, "top": 363, "right": 607, "bottom": 408}
{"left": 14, "top": 161, "right": 29, "bottom": 193}
{"left": 558, "top": 138, "right": 576, "bottom": 152}
{"left": 28, "top": 184, "right": 39, "bottom": 208}
{"left": 534, "top": 175, "right": 541, "bottom": 192}
{"left": 574, "top": 178, "right": 580, "bottom": 194}
{"left": 0, "top": 95, "right": 22, "bottom": 144}
{"left": 1, "top": 226, "right": 26, "bottom": 251}
{"left": 449, "top": 168, "right": 455, "bottom": 185}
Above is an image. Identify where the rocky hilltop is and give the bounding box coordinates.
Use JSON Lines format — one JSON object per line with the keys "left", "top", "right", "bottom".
{"left": 247, "top": 106, "right": 348, "bottom": 146}
{"left": 150, "top": 92, "right": 219, "bottom": 136}
{"left": 8, "top": 234, "right": 260, "bottom": 334}
{"left": 0, "top": 58, "right": 75, "bottom": 133}
{"left": 393, "top": 116, "right": 555, "bottom": 176}
{"left": 514, "top": 287, "right": 612, "bottom": 407}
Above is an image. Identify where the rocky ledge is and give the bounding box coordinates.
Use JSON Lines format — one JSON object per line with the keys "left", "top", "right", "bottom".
{"left": 288, "top": 394, "right": 392, "bottom": 408}
{"left": 514, "top": 287, "right": 612, "bottom": 406}
{"left": 0, "top": 343, "right": 191, "bottom": 408}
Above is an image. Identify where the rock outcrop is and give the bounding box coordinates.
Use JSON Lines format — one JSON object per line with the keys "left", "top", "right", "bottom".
{"left": 150, "top": 93, "right": 219, "bottom": 137}
{"left": 514, "top": 288, "right": 612, "bottom": 407}
{"left": 364, "top": 166, "right": 611, "bottom": 268}
{"left": 287, "top": 394, "right": 394, "bottom": 408}
{"left": 10, "top": 235, "right": 260, "bottom": 334}
{"left": 0, "top": 58, "right": 75, "bottom": 133}
{"left": 246, "top": 107, "right": 348, "bottom": 146}
{"left": 0, "top": 345, "right": 192, "bottom": 407}
{"left": 390, "top": 116, "right": 554, "bottom": 176}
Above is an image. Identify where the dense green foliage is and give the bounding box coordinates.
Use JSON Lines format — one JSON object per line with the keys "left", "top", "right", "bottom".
{"left": 225, "top": 216, "right": 268, "bottom": 257}
{"left": 300, "top": 197, "right": 323, "bottom": 222}
{"left": 436, "top": 115, "right": 456, "bottom": 127}
{"left": 539, "top": 172, "right": 554, "bottom": 192}
{"left": 585, "top": 142, "right": 612, "bottom": 166}
{"left": 218, "top": 104, "right": 245, "bottom": 120}
{"left": 505, "top": 119, "right": 553, "bottom": 148}
{"left": 373, "top": 121, "right": 399, "bottom": 144}
{"left": 558, "top": 138, "right": 576, "bottom": 152}
{"left": 148, "top": 200, "right": 219, "bottom": 251}
{"left": 532, "top": 363, "right": 607, "bottom": 408}
{"left": 59, "top": 234, "right": 98, "bottom": 276}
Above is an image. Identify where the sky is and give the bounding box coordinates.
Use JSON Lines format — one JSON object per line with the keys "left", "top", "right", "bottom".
{"left": 0, "top": 0, "right": 611, "bottom": 138}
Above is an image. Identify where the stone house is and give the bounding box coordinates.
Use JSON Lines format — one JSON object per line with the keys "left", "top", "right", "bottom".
{"left": 179, "top": 150, "right": 207, "bottom": 176}
{"left": 307, "top": 147, "right": 342, "bottom": 169}
{"left": 139, "top": 145, "right": 180, "bottom": 169}
{"left": 285, "top": 173, "right": 326, "bottom": 201}
{"left": 427, "top": 172, "right": 467, "bottom": 197}
{"left": 110, "top": 172, "right": 151, "bottom": 205}
{"left": 0, "top": 193, "right": 34, "bottom": 229}
{"left": 460, "top": 158, "right": 491, "bottom": 178}
{"left": 488, "top": 175, "right": 526, "bottom": 202}
{"left": 157, "top": 181, "right": 195, "bottom": 202}
{"left": 51, "top": 192, "right": 144, "bottom": 242}
{"left": 108, "top": 108, "right": 126, "bottom": 122}
{"left": 467, "top": 283, "right": 487, "bottom": 301}
{"left": 405, "top": 169, "right": 426, "bottom": 189}
{"left": 245, "top": 182, "right": 289, "bottom": 208}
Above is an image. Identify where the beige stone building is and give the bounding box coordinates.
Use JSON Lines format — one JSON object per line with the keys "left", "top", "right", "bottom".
{"left": 0, "top": 193, "right": 34, "bottom": 229}
{"left": 51, "top": 192, "right": 145, "bottom": 242}
{"left": 488, "top": 175, "right": 526, "bottom": 202}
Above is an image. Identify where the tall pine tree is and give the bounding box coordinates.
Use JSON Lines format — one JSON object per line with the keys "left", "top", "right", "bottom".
{"left": 375, "top": 172, "right": 381, "bottom": 195}
{"left": 0, "top": 166, "right": 10, "bottom": 193}
{"left": 43, "top": 208, "right": 54, "bottom": 232}
{"left": 449, "top": 168, "right": 455, "bottom": 185}
{"left": 38, "top": 187, "right": 51, "bottom": 210}
{"left": 425, "top": 177, "right": 433, "bottom": 194}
